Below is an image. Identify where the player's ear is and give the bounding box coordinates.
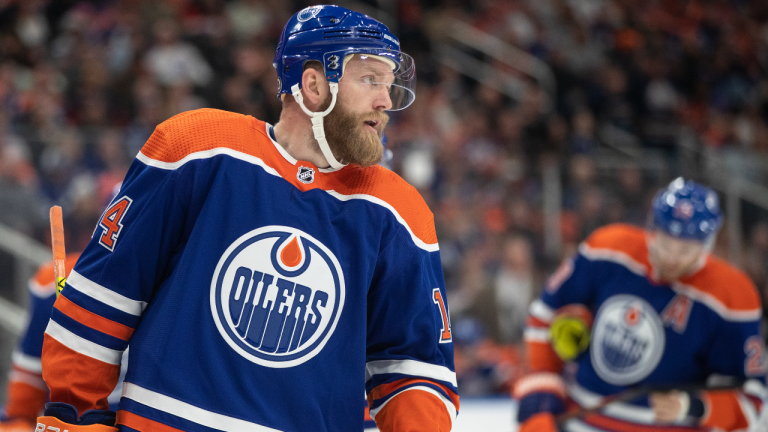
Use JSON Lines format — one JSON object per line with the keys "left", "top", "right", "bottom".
{"left": 300, "top": 65, "right": 330, "bottom": 110}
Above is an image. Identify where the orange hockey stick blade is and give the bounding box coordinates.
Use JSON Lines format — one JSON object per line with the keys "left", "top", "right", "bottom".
{"left": 49, "top": 205, "right": 66, "bottom": 294}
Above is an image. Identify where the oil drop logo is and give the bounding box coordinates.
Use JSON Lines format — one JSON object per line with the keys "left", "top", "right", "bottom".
{"left": 210, "top": 226, "right": 345, "bottom": 368}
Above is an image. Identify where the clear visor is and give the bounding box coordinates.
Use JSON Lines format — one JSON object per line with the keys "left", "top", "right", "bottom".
{"left": 325, "top": 49, "right": 416, "bottom": 111}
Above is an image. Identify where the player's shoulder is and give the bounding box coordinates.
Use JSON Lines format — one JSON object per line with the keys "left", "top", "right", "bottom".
{"left": 681, "top": 255, "right": 761, "bottom": 315}
{"left": 338, "top": 165, "right": 437, "bottom": 248}
{"left": 30, "top": 253, "right": 80, "bottom": 297}
{"left": 580, "top": 224, "right": 649, "bottom": 267}
{"left": 585, "top": 223, "right": 645, "bottom": 248}
{"left": 140, "top": 108, "right": 268, "bottom": 164}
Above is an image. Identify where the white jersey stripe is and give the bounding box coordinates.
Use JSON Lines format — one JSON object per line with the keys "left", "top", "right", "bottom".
{"left": 67, "top": 270, "right": 147, "bottom": 316}
{"left": 568, "top": 382, "right": 656, "bottom": 424}
{"left": 121, "top": 382, "right": 283, "bottom": 432}
{"left": 579, "top": 243, "right": 647, "bottom": 276}
{"left": 562, "top": 419, "right": 609, "bottom": 432}
{"left": 8, "top": 368, "right": 46, "bottom": 390}
{"left": 45, "top": 320, "right": 122, "bottom": 365}
{"left": 673, "top": 282, "right": 762, "bottom": 322}
{"left": 365, "top": 359, "right": 457, "bottom": 387}
{"left": 325, "top": 191, "right": 439, "bottom": 252}
{"left": 137, "top": 148, "right": 281, "bottom": 177}
{"left": 580, "top": 243, "right": 760, "bottom": 322}
{"left": 523, "top": 327, "right": 550, "bottom": 342}
{"left": 137, "top": 149, "right": 438, "bottom": 253}
{"left": 529, "top": 299, "right": 555, "bottom": 322}
{"left": 29, "top": 279, "right": 56, "bottom": 298}
{"left": 368, "top": 386, "right": 456, "bottom": 426}
{"left": 11, "top": 351, "right": 42, "bottom": 373}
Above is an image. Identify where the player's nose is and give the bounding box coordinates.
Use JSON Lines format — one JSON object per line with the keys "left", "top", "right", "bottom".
{"left": 374, "top": 87, "right": 392, "bottom": 111}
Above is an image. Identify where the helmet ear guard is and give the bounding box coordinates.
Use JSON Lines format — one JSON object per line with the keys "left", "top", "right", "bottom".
{"left": 290, "top": 82, "right": 344, "bottom": 169}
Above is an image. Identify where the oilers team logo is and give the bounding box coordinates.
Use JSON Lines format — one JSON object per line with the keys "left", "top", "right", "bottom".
{"left": 297, "top": 166, "right": 315, "bottom": 184}
{"left": 590, "top": 295, "right": 665, "bottom": 385}
{"left": 210, "top": 226, "right": 345, "bottom": 368}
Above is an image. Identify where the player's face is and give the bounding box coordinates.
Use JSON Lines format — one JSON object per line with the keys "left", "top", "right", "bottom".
{"left": 322, "top": 56, "right": 393, "bottom": 167}
{"left": 647, "top": 231, "right": 706, "bottom": 281}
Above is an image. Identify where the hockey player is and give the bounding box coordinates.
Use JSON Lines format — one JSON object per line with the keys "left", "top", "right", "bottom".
{"left": 36, "top": 5, "right": 458, "bottom": 432}
{"left": 0, "top": 254, "right": 80, "bottom": 432}
{"left": 515, "top": 178, "right": 766, "bottom": 432}
{"left": 0, "top": 254, "right": 128, "bottom": 432}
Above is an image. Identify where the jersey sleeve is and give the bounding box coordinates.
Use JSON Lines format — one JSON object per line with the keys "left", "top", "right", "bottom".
{"left": 524, "top": 250, "right": 597, "bottom": 374}
{"left": 41, "top": 115, "right": 206, "bottom": 416}
{"left": 4, "top": 254, "right": 79, "bottom": 422}
{"left": 365, "top": 210, "right": 459, "bottom": 431}
{"left": 699, "top": 287, "right": 766, "bottom": 430}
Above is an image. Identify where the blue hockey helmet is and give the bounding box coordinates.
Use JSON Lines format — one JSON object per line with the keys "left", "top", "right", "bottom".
{"left": 650, "top": 178, "right": 722, "bottom": 242}
{"left": 273, "top": 5, "right": 416, "bottom": 111}
{"left": 273, "top": 5, "right": 415, "bottom": 169}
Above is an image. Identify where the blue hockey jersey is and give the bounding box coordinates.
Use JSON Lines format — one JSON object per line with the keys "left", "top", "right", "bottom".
{"left": 518, "top": 224, "right": 766, "bottom": 432}
{"left": 41, "top": 109, "right": 459, "bottom": 432}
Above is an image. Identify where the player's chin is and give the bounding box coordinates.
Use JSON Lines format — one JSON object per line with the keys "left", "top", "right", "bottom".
{"left": 343, "top": 135, "right": 384, "bottom": 167}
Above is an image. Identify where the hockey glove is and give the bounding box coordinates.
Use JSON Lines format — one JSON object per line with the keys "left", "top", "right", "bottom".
{"left": 518, "top": 412, "right": 559, "bottom": 432}
{"left": 0, "top": 419, "right": 35, "bottom": 432}
{"left": 550, "top": 305, "right": 593, "bottom": 361}
{"left": 36, "top": 403, "right": 117, "bottom": 432}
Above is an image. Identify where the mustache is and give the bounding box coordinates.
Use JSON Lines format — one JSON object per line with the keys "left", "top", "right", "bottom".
{"left": 357, "top": 111, "right": 389, "bottom": 133}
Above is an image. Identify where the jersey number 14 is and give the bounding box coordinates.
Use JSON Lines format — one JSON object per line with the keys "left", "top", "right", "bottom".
{"left": 98, "top": 196, "right": 133, "bottom": 252}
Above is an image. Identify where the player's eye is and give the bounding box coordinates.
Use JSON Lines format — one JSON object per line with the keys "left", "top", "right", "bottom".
{"left": 362, "top": 76, "right": 374, "bottom": 84}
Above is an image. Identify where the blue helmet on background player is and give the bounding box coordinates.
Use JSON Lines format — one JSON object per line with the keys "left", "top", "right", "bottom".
{"left": 273, "top": 5, "right": 416, "bottom": 169}
{"left": 648, "top": 177, "right": 722, "bottom": 260}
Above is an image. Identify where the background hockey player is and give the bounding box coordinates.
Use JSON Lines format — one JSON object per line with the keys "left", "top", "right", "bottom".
{"left": 36, "top": 5, "right": 458, "bottom": 432}
{"left": 0, "top": 254, "right": 79, "bottom": 432}
{"left": 0, "top": 253, "right": 128, "bottom": 432}
{"left": 514, "top": 178, "right": 766, "bottom": 432}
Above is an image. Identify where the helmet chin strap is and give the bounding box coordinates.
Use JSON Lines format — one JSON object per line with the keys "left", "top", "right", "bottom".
{"left": 290, "top": 83, "right": 345, "bottom": 170}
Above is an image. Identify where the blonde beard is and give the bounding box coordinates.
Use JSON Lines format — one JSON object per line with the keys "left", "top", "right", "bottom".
{"left": 317, "top": 95, "right": 388, "bottom": 167}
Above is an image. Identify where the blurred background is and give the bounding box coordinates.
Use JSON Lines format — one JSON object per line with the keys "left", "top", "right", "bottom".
{"left": 0, "top": 0, "right": 768, "bottom": 412}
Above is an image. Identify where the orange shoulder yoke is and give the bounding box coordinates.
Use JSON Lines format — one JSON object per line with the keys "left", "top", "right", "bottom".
{"left": 582, "top": 224, "right": 650, "bottom": 267}
{"left": 334, "top": 165, "right": 438, "bottom": 246}
{"left": 681, "top": 255, "right": 761, "bottom": 312}
{"left": 140, "top": 108, "right": 265, "bottom": 163}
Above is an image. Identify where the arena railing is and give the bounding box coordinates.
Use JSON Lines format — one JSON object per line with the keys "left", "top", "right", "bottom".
{"left": 0, "top": 221, "right": 48, "bottom": 336}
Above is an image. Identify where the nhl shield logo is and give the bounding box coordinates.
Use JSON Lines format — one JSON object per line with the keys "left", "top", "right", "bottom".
{"left": 297, "top": 166, "right": 315, "bottom": 184}
{"left": 210, "top": 226, "right": 345, "bottom": 368}
{"left": 590, "top": 295, "right": 665, "bottom": 385}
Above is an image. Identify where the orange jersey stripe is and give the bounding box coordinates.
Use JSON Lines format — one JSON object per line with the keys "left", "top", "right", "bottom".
{"left": 139, "top": 109, "right": 437, "bottom": 247}
{"left": 42, "top": 335, "right": 118, "bottom": 416}
{"left": 368, "top": 378, "right": 460, "bottom": 411}
{"left": 526, "top": 340, "right": 563, "bottom": 373}
{"left": 527, "top": 315, "right": 549, "bottom": 328}
{"left": 701, "top": 391, "right": 750, "bottom": 431}
{"left": 3, "top": 379, "right": 47, "bottom": 422}
{"left": 678, "top": 256, "right": 760, "bottom": 314}
{"left": 117, "top": 411, "right": 185, "bottom": 432}
{"left": 54, "top": 294, "right": 134, "bottom": 341}
{"left": 374, "top": 389, "right": 452, "bottom": 432}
